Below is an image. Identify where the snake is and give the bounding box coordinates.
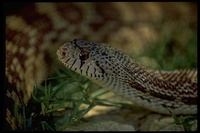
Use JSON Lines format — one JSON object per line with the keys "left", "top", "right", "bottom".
{"left": 57, "top": 38, "right": 197, "bottom": 115}
{"left": 5, "top": 2, "right": 197, "bottom": 130}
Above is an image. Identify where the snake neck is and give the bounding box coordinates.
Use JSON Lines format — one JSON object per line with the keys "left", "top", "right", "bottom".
{"left": 124, "top": 61, "right": 197, "bottom": 104}
{"left": 94, "top": 54, "right": 197, "bottom": 113}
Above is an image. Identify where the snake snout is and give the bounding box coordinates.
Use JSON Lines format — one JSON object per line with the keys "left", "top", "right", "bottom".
{"left": 57, "top": 47, "right": 67, "bottom": 60}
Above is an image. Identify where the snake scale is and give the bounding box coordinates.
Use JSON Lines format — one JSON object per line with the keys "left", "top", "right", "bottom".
{"left": 5, "top": 2, "right": 197, "bottom": 130}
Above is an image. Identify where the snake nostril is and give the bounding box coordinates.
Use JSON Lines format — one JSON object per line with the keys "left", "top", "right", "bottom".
{"left": 61, "top": 51, "right": 66, "bottom": 57}
{"left": 57, "top": 49, "right": 66, "bottom": 58}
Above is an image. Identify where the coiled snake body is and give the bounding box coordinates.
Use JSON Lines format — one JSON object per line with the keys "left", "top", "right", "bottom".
{"left": 5, "top": 3, "right": 197, "bottom": 130}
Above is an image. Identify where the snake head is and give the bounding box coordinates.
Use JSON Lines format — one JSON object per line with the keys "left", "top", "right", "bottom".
{"left": 57, "top": 38, "right": 131, "bottom": 88}
{"left": 57, "top": 38, "right": 108, "bottom": 81}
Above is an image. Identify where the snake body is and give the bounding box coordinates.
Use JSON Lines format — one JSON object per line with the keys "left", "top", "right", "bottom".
{"left": 57, "top": 38, "right": 197, "bottom": 115}
{"left": 5, "top": 2, "right": 197, "bottom": 130}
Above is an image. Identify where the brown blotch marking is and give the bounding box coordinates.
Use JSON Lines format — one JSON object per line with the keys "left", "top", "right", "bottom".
{"left": 129, "top": 81, "right": 147, "bottom": 93}
{"left": 185, "top": 82, "right": 198, "bottom": 93}
{"left": 149, "top": 91, "right": 176, "bottom": 101}
{"left": 148, "top": 76, "right": 177, "bottom": 93}
{"left": 124, "top": 64, "right": 196, "bottom": 102}
{"left": 89, "top": 3, "right": 122, "bottom": 32}
{"left": 95, "top": 3, "right": 121, "bottom": 21}
{"left": 127, "top": 68, "right": 177, "bottom": 101}
{"left": 6, "top": 28, "right": 30, "bottom": 50}
{"left": 148, "top": 78, "right": 177, "bottom": 101}
{"left": 8, "top": 5, "right": 54, "bottom": 55}
{"left": 181, "top": 97, "right": 197, "bottom": 105}
{"left": 18, "top": 5, "right": 53, "bottom": 34}
{"left": 55, "top": 3, "right": 84, "bottom": 24}
{"left": 5, "top": 76, "right": 24, "bottom": 129}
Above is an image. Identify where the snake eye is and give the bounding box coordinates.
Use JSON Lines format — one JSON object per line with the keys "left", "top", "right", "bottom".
{"left": 79, "top": 51, "right": 89, "bottom": 60}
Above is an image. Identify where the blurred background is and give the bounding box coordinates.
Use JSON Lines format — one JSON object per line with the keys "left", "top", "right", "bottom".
{"left": 5, "top": 2, "right": 197, "bottom": 70}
